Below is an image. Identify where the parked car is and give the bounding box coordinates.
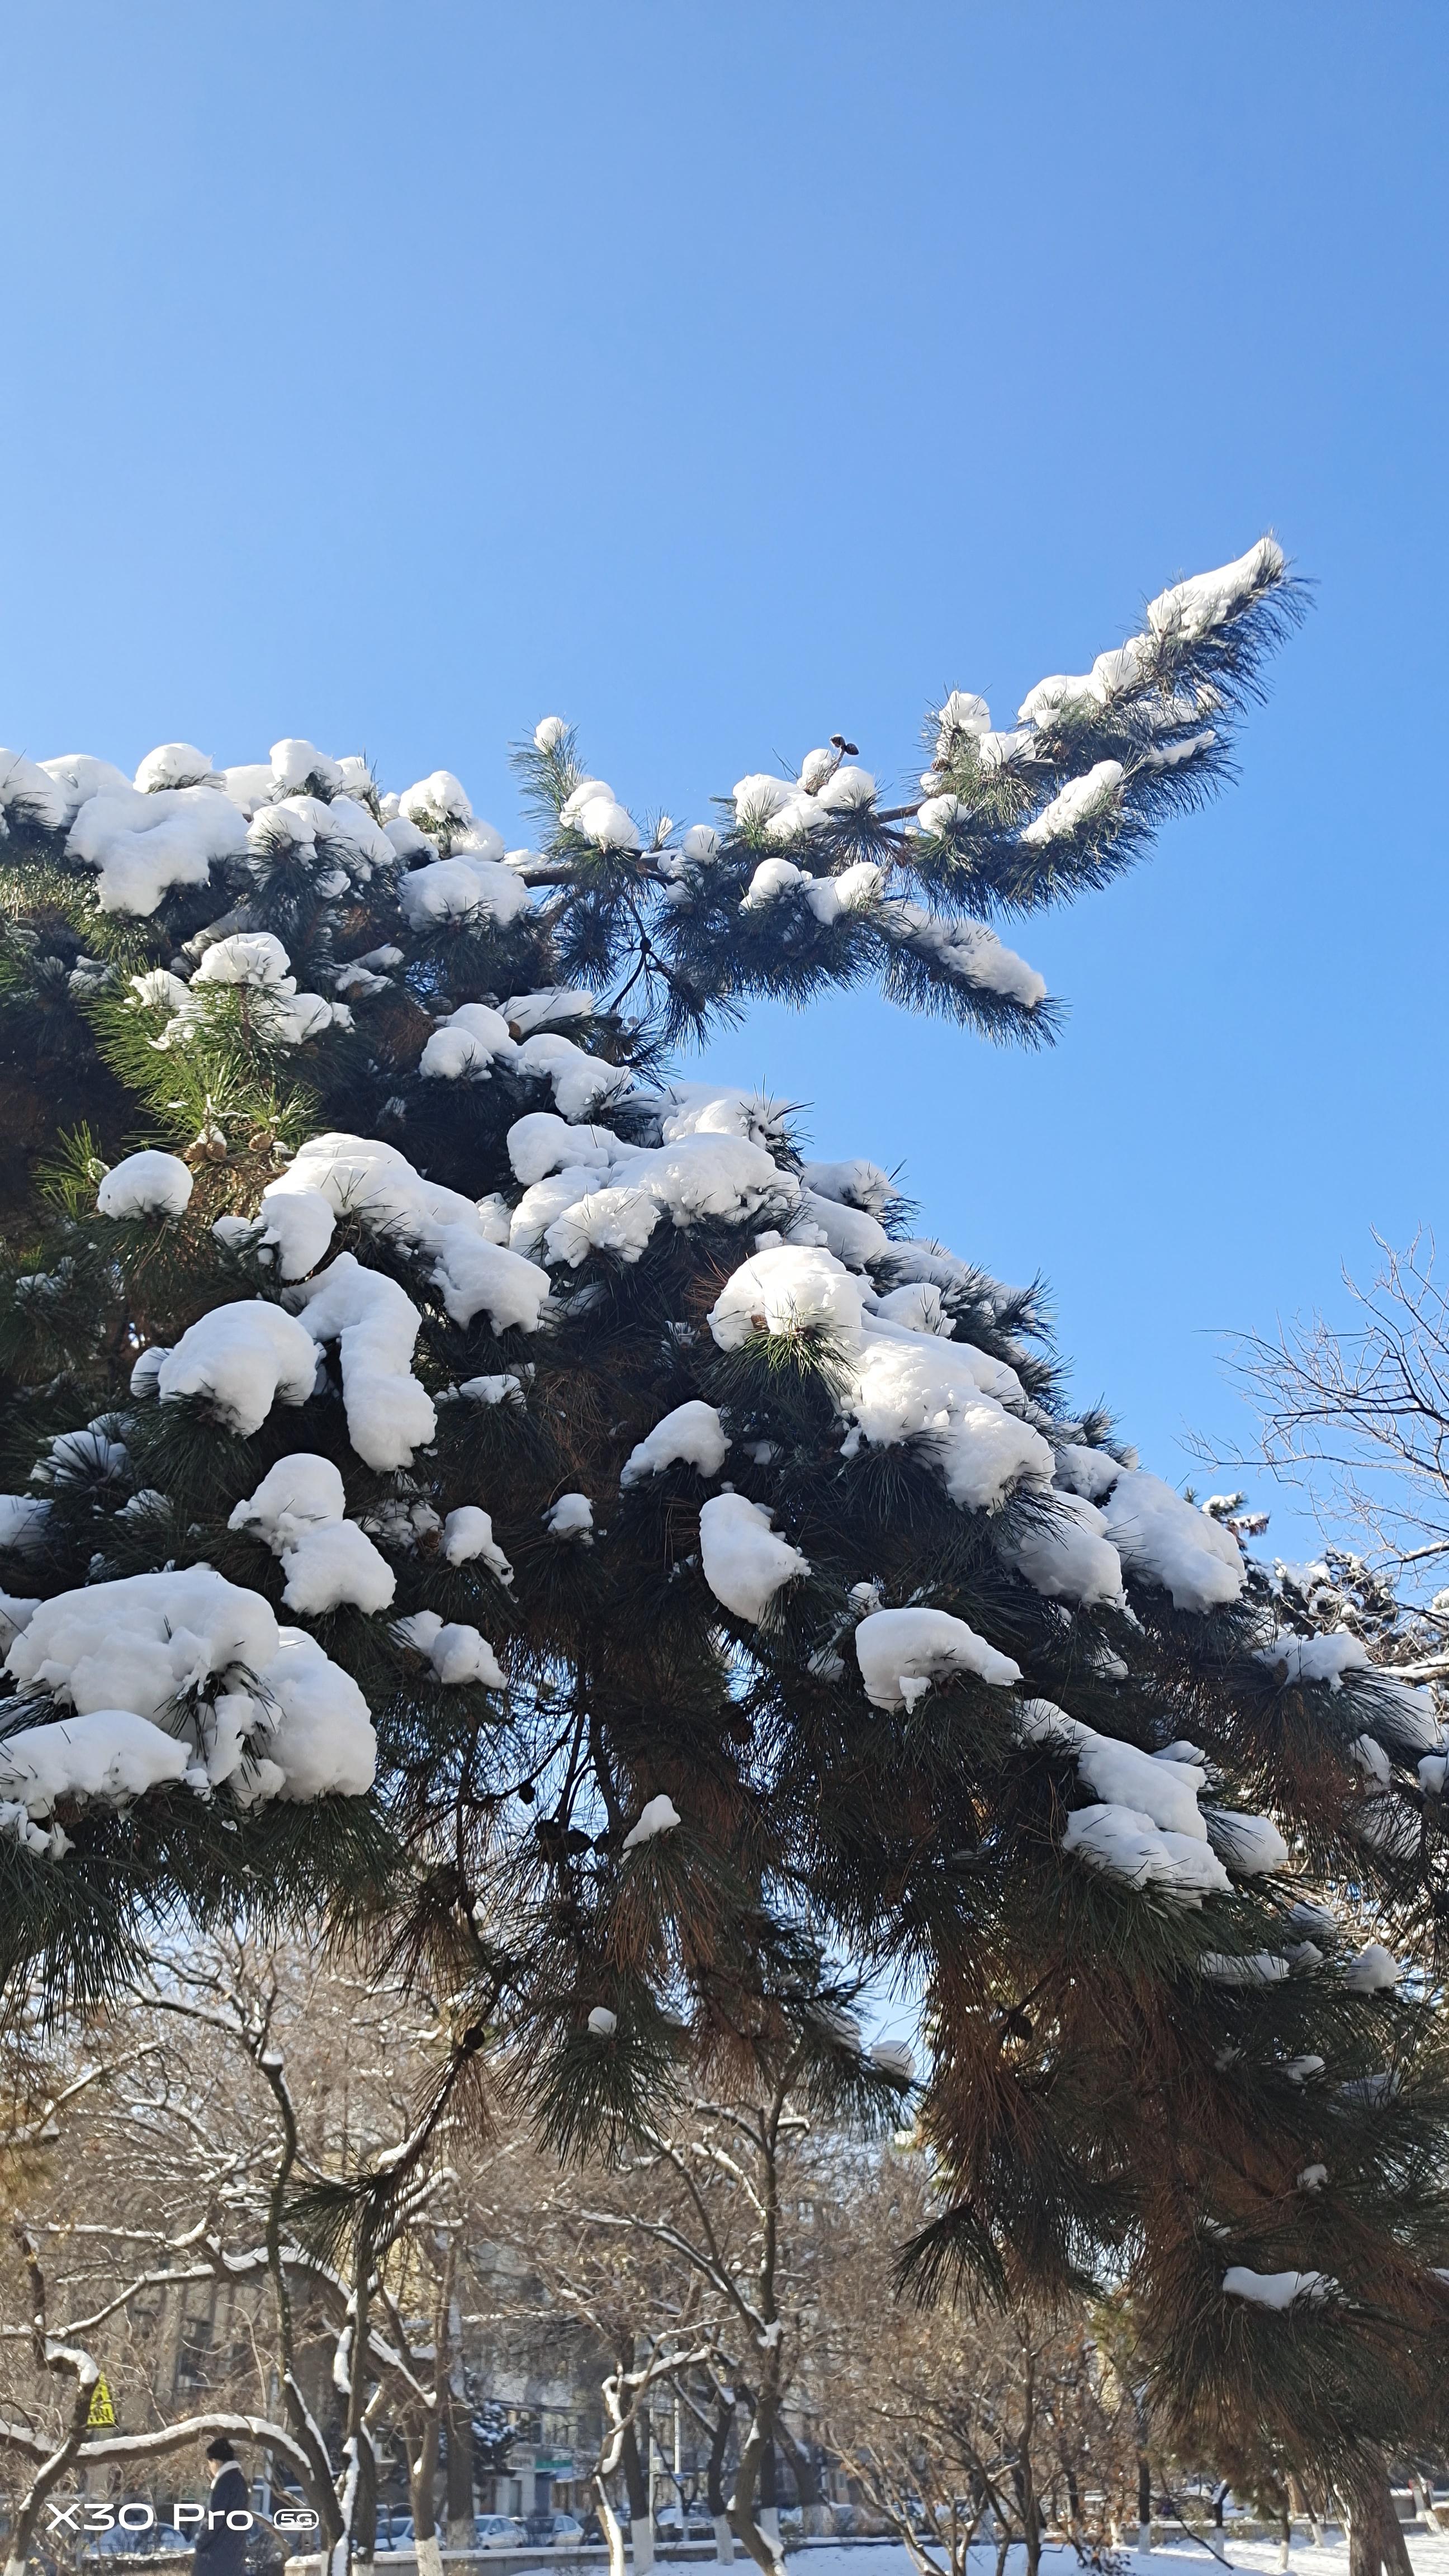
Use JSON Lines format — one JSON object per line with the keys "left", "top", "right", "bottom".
{"left": 473, "top": 2516, "right": 527, "bottom": 2550}
{"left": 522, "top": 2513, "right": 583, "bottom": 2548}
{"left": 83, "top": 2528, "right": 191, "bottom": 2561}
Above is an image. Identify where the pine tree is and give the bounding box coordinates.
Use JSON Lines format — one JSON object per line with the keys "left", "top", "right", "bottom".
{"left": 2, "top": 538, "right": 1447, "bottom": 2531}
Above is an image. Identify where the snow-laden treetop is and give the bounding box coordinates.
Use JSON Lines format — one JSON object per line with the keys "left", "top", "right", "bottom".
{"left": 0, "top": 536, "right": 1299, "bottom": 1048}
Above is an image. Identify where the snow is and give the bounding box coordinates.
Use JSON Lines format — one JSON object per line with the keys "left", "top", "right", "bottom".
{"left": 545, "top": 1492, "right": 595, "bottom": 1541}
{"left": 855, "top": 1605, "right": 1020, "bottom": 1710}
{"left": 1351, "top": 1734, "right": 1393, "bottom": 1787}
{"left": 1000, "top": 1491, "right": 1125, "bottom": 1608}
{"left": 268, "top": 738, "right": 343, "bottom": 795}
{"left": 732, "top": 773, "right": 795, "bottom": 825}
{"left": 1259, "top": 1631, "right": 1368, "bottom": 1687}
{"left": 513, "top": 1030, "right": 631, "bottom": 1120}
{"left": 710, "top": 1245, "right": 1053, "bottom": 1514}
{"left": 419, "top": 1002, "right": 517, "bottom": 1081}
{"left": 228, "top": 1452, "right": 347, "bottom": 1547}
{"left": 146, "top": 930, "right": 351, "bottom": 1048}
{"left": 258, "top": 1627, "right": 377, "bottom": 1797}
{"left": 267, "top": 1134, "right": 552, "bottom": 1334}
{"left": 508, "top": 1112, "right": 615, "bottom": 1187}
{"left": 560, "top": 778, "right": 615, "bottom": 825}
{"left": 587, "top": 2006, "right": 618, "bottom": 2038}
{"left": 1021, "top": 1702, "right": 1211, "bottom": 1838}
{"left": 654, "top": 1081, "right": 792, "bottom": 1151}
{"left": 247, "top": 792, "right": 396, "bottom": 882}
{"left": 744, "top": 854, "right": 812, "bottom": 907}
{"left": 8, "top": 1565, "right": 278, "bottom": 1726}
{"left": 571, "top": 795, "right": 641, "bottom": 852}
{"left": 711, "top": 1243, "right": 865, "bottom": 1346}
{"left": 533, "top": 716, "right": 569, "bottom": 751}
{"left": 157, "top": 1300, "right": 319, "bottom": 1436}
{"left": 96, "top": 1150, "right": 193, "bottom": 1221}
{"left": 397, "top": 855, "right": 533, "bottom": 929}
{"left": 1020, "top": 761, "right": 1125, "bottom": 846}
{"left": 621, "top": 1400, "right": 730, "bottom": 1488}
{"left": 220, "top": 763, "right": 276, "bottom": 816}
{"left": 440, "top": 1507, "right": 513, "bottom": 1583}
{"left": 394, "top": 1609, "right": 506, "bottom": 1689}
{"left": 918, "top": 794, "right": 967, "bottom": 834}
{"left": 290, "top": 1254, "right": 435, "bottom": 1471}
{"left": 0, "top": 1496, "right": 51, "bottom": 1557}
{"left": 134, "top": 742, "right": 216, "bottom": 792}
{"left": 1343, "top": 1942, "right": 1403, "bottom": 1993}
{"left": 802, "top": 1158, "right": 897, "bottom": 1219}
{"left": 816, "top": 763, "right": 876, "bottom": 811}
{"left": 699, "top": 1491, "right": 809, "bottom": 1622}
{"left": 249, "top": 1183, "right": 337, "bottom": 1283}
{"left": 757, "top": 2540, "right": 1449, "bottom": 2576}
{"left": 1201, "top": 1952, "right": 1290, "bottom": 1985}
{"left": 1205, "top": 1811, "right": 1291, "bottom": 1875}
{"left": 542, "top": 1131, "right": 792, "bottom": 1268}
{"left": 793, "top": 1188, "right": 892, "bottom": 1267}
{"left": 228, "top": 1458, "right": 396, "bottom": 1615}
{"left": 272, "top": 1520, "right": 396, "bottom": 1617}
{"left": 0, "top": 1591, "right": 39, "bottom": 1651}
{"left": 1147, "top": 536, "right": 1285, "bottom": 641}
{"left": 1221, "top": 2264, "right": 1334, "bottom": 2309}
{"left": 1062, "top": 1805, "right": 1232, "bottom": 1903}
{"left": 878, "top": 902, "right": 1047, "bottom": 1008}
{"left": 1102, "top": 1470, "right": 1246, "bottom": 1611}
{"left": 978, "top": 726, "right": 1035, "bottom": 771}
{"left": 0, "top": 1709, "right": 193, "bottom": 1812}
{"left": 936, "top": 689, "right": 992, "bottom": 740}
{"left": 457, "top": 1372, "right": 524, "bottom": 1405}
{"left": 870, "top": 2040, "right": 915, "bottom": 2081}
{"left": 195, "top": 929, "right": 291, "bottom": 986}
{"left": 1048, "top": 1446, "right": 1121, "bottom": 1504}
{"left": 3, "top": 1566, "right": 376, "bottom": 1808}
{"left": 845, "top": 1324, "right": 1053, "bottom": 1512}
{"left": 623, "top": 1793, "right": 682, "bottom": 1850}
{"left": 546, "top": 1182, "right": 664, "bottom": 1266}
{"left": 399, "top": 769, "right": 475, "bottom": 829}
{"left": 503, "top": 986, "right": 594, "bottom": 1036}
{"left": 67, "top": 784, "right": 249, "bottom": 915}
{"left": 1016, "top": 672, "right": 1101, "bottom": 727}
{"left": 37, "top": 754, "right": 130, "bottom": 821}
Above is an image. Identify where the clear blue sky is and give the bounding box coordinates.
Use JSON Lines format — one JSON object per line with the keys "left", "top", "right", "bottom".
{"left": 4, "top": 2, "right": 1445, "bottom": 1559}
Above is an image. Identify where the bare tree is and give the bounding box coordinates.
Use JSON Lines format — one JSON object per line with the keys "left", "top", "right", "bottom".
{"left": 1222, "top": 1228, "right": 1449, "bottom": 1644}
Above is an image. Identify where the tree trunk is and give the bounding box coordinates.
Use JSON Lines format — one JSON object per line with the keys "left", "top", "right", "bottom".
{"left": 595, "top": 2476, "right": 628, "bottom": 2576}
{"left": 1278, "top": 2505, "right": 1291, "bottom": 2572}
{"left": 620, "top": 2418, "right": 654, "bottom": 2574}
{"left": 443, "top": 2395, "right": 474, "bottom": 2547}
{"left": 775, "top": 2421, "right": 826, "bottom": 2535}
{"left": 1289, "top": 2476, "right": 1322, "bottom": 2549}
{"left": 1348, "top": 2464, "right": 1413, "bottom": 2576}
{"left": 729, "top": 2379, "right": 785, "bottom": 2576}
{"left": 410, "top": 2408, "right": 443, "bottom": 2576}
{"left": 708, "top": 2398, "right": 736, "bottom": 2564}
{"left": 1138, "top": 2452, "right": 1153, "bottom": 2556}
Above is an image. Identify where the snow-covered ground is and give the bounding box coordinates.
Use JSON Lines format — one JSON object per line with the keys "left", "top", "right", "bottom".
{"left": 789, "top": 2543, "right": 1449, "bottom": 2576}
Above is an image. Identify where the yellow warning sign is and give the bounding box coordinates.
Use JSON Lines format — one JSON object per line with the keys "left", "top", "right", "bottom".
{"left": 86, "top": 2376, "right": 116, "bottom": 2429}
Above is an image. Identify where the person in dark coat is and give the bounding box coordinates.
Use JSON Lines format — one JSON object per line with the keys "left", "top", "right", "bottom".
{"left": 194, "top": 2439, "right": 252, "bottom": 2576}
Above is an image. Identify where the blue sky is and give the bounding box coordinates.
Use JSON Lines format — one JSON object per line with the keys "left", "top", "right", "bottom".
{"left": 3, "top": 2, "right": 1445, "bottom": 1560}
